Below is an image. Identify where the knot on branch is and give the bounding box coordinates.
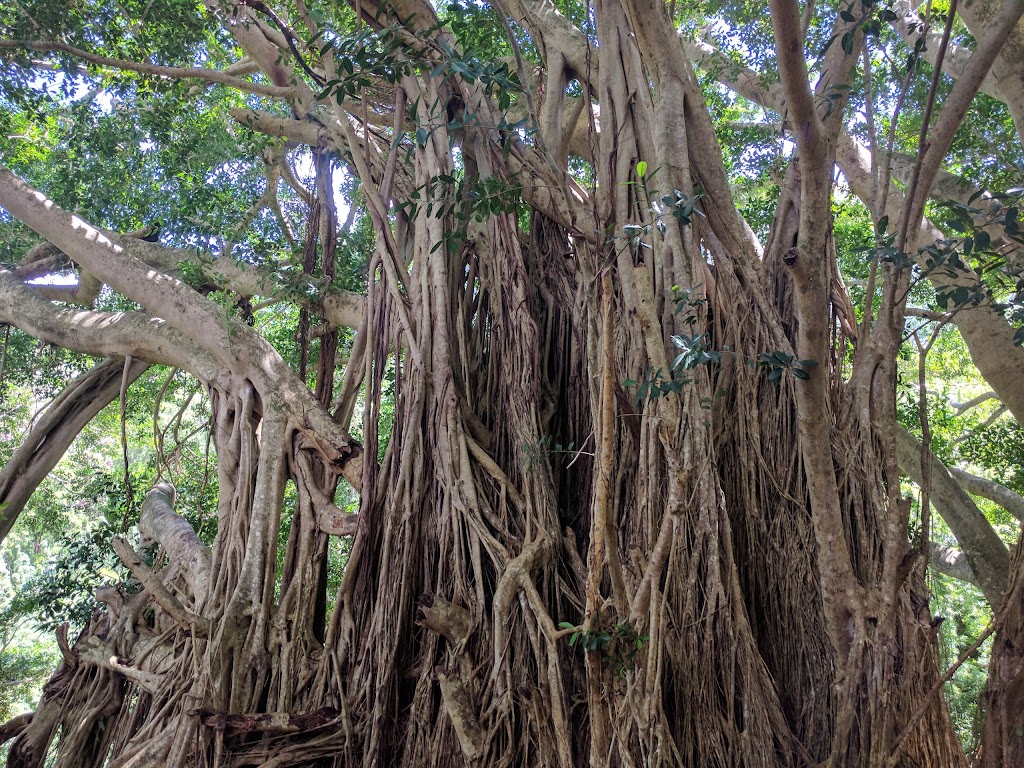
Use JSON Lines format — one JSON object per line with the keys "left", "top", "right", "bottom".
{"left": 783, "top": 247, "right": 800, "bottom": 266}
{"left": 415, "top": 594, "right": 472, "bottom": 647}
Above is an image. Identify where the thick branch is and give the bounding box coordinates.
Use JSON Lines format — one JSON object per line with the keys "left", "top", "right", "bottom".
{"left": 768, "top": 0, "right": 825, "bottom": 159}
{"left": 0, "top": 168, "right": 365, "bottom": 488}
{"left": 0, "top": 712, "right": 32, "bottom": 747}
{"left": 199, "top": 707, "right": 339, "bottom": 734}
{"left": 129, "top": 239, "right": 365, "bottom": 332}
{"left": 0, "top": 270, "right": 221, "bottom": 375}
{"left": 929, "top": 542, "right": 980, "bottom": 585}
{"left": 888, "top": 0, "right": 1003, "bottom": 101}
{"left": 957, "top": 0, "right": 1024, "bottom": 141}
{"left": 138, "top": 483, "right": 211, "bottom": 600}
{"left": 895, "top": 425, "right": 1009, "bottom": 606}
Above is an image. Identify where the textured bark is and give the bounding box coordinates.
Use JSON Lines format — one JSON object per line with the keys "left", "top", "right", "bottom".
{"left": 2, "top": 0, "right": 1018, "bottom": 766}
{"left": 981, "top": 531, "right": 1024, "bottom": 767}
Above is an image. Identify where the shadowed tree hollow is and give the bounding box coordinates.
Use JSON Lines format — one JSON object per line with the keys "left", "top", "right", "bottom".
{"left": 1, "top": 0, "right": 1024, "bottom": 765}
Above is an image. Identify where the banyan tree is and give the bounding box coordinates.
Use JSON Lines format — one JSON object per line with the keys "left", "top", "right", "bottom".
{"left": 1, "top": 0, "right": 1024, "bottom": 765}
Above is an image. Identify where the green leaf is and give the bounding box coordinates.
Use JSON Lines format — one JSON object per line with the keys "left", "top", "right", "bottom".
{"left": 636, "top": 161, "right": 648, "bottom": 179}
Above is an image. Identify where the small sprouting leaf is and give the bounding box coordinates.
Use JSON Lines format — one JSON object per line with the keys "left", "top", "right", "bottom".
{"left": 636, "top": 161, "right": 648, "bottom": 179}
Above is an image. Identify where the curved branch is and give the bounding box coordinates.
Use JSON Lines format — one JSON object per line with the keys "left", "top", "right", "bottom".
{"left": 949, "top": 466, "right": 1024, "bottom": 522}
{"left": 905, "top": 0, "right": 1024, "bottom": 239}
{"left": 0, "top": 40, "right": 298, "bottom": 99}
{"left": 0, "top": 712, "right": 32, "bottom": 747}
{"left": 0, "top": 355, "right": 149, "bottom": 546}
{"left": 0, "top": 270, "right": 222, "bottom": 375}
{"left": 0, "top": 177, "right": 365, "bottom": 489}
{"left": 501, "top": 0, "right": 594, "bottom": 83}
{"left": 956, "top": 0, "right": 1024, "bottom": 141}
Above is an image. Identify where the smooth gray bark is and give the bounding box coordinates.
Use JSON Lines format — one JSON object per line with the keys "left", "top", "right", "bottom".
{"left": 895, "top": 425, "right": 1009, "bottom": 606}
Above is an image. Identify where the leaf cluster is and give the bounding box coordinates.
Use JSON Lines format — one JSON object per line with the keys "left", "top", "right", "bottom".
{"left": 558, "top": 620, "right": 648, "bottom": 677}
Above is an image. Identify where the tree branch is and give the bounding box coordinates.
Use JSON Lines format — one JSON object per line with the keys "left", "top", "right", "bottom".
{"left": 929, "top": 542, "right": 979, "bottom": 585}
{"left": 950, "top": 390, "right": 1000, "bottom": 415}
{"left": 887, "top": 0, "right": 1002, "bottom": 100}
{"left": 0, "top": 173, "right": 365, "bottom": 489}
{"left": 0, "top": 270, "right": 222, "bottom": 376}
{"left": 0, "top": 355, "right": 149, "bottom": 546}
{"left": 136, "top": 484, "right": 212, "bottom": 601}
{"left": 768, "top": 0, "right": 824, "bottom": 158}
{"left": 904, "top": 0, "right": 1024, "bottom": 241}
{"left": 895, "top": 425, "right": 1009, "bottom": 606}
{"left": 0, "top": 40, "right": 298, "bottom": 99}
{"left": 111, "top": 536, "right": 210, "bottom": 636}
{"left": 949, "top": 466, "right": 1024, "bottom": 522}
